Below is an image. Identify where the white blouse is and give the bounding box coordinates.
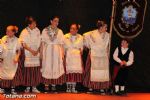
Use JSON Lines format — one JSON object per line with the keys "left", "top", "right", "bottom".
{"left": 19, "top": 27, "right": 41, "bottom": 67}
{"left": 113, "top": 47, "right": 134, "bottom": 66}
{"left": 64, "top": 33, "right": 83, "bottom": 74}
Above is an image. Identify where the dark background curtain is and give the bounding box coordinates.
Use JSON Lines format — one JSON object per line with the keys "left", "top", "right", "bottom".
{"left": 0, "top": 0, "right": 150, "bottom": 92}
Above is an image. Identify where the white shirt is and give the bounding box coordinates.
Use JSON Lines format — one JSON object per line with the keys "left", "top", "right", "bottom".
{"left": 64, "top": 33, "right": 83, "bottom": 74}
{"left": 0, "top": 36, "right": 20, "bottom": 80}
{"left": 113, "top": 47, "right": 134, "bottom": 66}
{"left": 19, "top": 27, "right": 41, "bottom": 67}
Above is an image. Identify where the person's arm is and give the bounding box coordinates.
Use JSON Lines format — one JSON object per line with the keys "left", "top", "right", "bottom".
{"left": 59, "top": 30, "right": 65, "bottom": 60}
{"left": 99, "top": 33, "right": 110, "bottom": 55}
{"left": 83, "top": 33, "right": 90, "bottom": 50}
{"left": 78, "top": 36, "right": 84, "bottom": 55}
{"left": 36, "top": 29, "right": 42, "bottom": 53}
{"left": 124, "top": 51, "right": 134, "bottom": 66}
{"left": 19, "top": 31, "right": 38, "bottom": 56}
{"left": 13, "top": 41, "right": 23, "bottom": 64}
{"left": 103, "top": 33, "right": 110, "bottom": 49}
{"left": 39, "top": 41, "right": 45, "bottom": 60}
{"left": 113, "top": 48, "right": 122, "bottom": 63}
{"left": 22, "top": 43, "right": 38, "bottom": 56}
{"left": 13, "top": 49, "right": 21, "bottom": 64}
{"left": 61, "top": 44, "right": 65, "bottom": 60}
{"left": 39, "top": 29, "right": 47, "bottom": 60}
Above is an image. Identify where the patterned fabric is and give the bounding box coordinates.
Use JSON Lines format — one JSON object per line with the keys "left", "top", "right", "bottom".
{"left": 42, "top": 74, "right": 66, "bottom": 85}
{"left": 41, "top": 26, "right": 65, "bottom": 80}
{"left": 0, "top": 36, "right": 20, "bottom": 80}
{"left": 0, "top": 53, "right": 23, "bottom": 88}
{"left": 19, "top": 27, "right": 41, "bottom": 67}
{"left": 22, "top": 67, "right": 42, "bottom": 86}
{"left": 64, "top": 33, "right": 83, "bottom": 74}
{"left": 83, "top": 53, "right": 111, "bottom": 89}
{"left": 66, "top": 73, "right": 83, "bottom": 83}
{"left": 83, "top": 30, "right": 110, "bottom": 82}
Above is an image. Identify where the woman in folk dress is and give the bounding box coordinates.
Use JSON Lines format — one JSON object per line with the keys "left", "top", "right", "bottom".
{"left": 41, "top": 16, "right": 65, "bottom": 93}
{"left": 19, "top": 16, "right": 41, "bottom": 93}
{"left": 64, "top": 23, "right": 84, "bottom": 93}
{"left": 0, "top": 25, "right": 22, "bottom": 94}
{"left": 83, "top": 20, "right": 110, "bottom": 94}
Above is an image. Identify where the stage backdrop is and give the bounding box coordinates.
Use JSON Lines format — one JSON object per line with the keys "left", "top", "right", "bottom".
{"left": 0, "top": 0, "right": 150, "bottom": 92}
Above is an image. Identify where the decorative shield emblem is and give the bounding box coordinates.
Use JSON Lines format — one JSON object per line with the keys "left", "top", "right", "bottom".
{"left": 113, "top": 0, "right": 147, "bottom": 38}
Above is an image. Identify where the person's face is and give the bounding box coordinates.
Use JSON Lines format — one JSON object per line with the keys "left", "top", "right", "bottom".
{"left": 70, "top": 24, "right": 78, "bottom": 35}
{"left": 6, "top": 26, "right": 15, "bottom": 37}
{"left": 121, "top": 40, "right": 129, "bottom": 48}
{"left": 100, "top": 24, "right": 107, "bottom": 33}
{"left": 29, "top": 21, "right": 36, "bottom": 29}
{"left": 50, "top": 17, "right": 59, "bottom": 28}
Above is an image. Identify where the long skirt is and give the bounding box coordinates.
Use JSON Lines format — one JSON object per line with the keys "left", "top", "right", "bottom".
{"left": 114, "top": 65, "right": 129, "bottom": 86}
{"left": 83, "top": 54, "right": 111, "bottom": 90}
{"left": 42, "top": 74, "right": 66, "bottom": 85}
{"left": 22, "top": 67, "right": 42, "bottom": 86}
{"left": 42, "top": 57, "right": 66, "bottom": 85}
{"left": 65, "top": 54, "right": 84, "bottom": 83}
{"left": 66, "top": 73, "right": 83, "bottom": 82}
{"left": 0, "top": 57, "right": 23, "bottom": 88}
{"left": 20, "top": 48, "right": 42, "bottom": 86}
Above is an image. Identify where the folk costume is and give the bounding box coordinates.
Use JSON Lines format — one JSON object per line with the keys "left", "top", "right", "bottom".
{"left": 113, "top": 46, "right": 134, "bottom": 95}
{"left": 64, "top": 33, "right": 84, "bottom": 93}
{"left": 41, "top": 25, "right": 65, "bottom": 91}
{"left": 19, "top": 27, "right": 41, "bottom": 93}
{"left": 83, "top": 30, "right": 110, "bottom": 92}
{"left": 0, "top": 36, "right": 22, "bottom": 94}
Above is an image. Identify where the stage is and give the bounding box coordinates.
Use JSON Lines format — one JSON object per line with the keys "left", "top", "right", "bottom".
{"left": 0, "top": 93, "right": 150, "bottom": 100}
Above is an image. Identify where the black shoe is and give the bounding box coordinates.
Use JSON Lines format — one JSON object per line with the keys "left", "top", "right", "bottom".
{"left": 51, "top": 86, "right": 58, "bottom": 93}
{"left": 114, "top": 91, "right": 122, "bottom": 96}
{"left": 44, "top": 86, "right": 49, "bottom": 93}
{"left": 100, "top": 89, "right": 106, "bottom": 95}
{"left": 120, "top": 91, "right": 127, "bottom": 95}
{"left": 87, "top": 88, "right": 93, "bottom": 94}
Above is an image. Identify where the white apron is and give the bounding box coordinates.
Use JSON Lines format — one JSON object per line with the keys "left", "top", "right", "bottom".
{"left": 64, "top": 33, "right": 83, "bottom": 74}
{"left": 19, "top": 27, "right": 41, "bottom": 67}
{"left": 85, "top": 30, "right": 110, "bottom": 82}
{"left": 41, "top": 26, "right": 65, "bottom": 79}
{"left": 0, "top": 36, "right": 19, "bottom": 80}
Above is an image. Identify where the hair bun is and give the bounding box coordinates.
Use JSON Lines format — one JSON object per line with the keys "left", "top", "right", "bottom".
{"left": 78, "top": 24, "right": 81, "bottom": 29}
{"left": 14, "top": 26, "right": 18, "bottom": 33}
{"left": 6, "top": 25, "right": 18, "bottom": 33}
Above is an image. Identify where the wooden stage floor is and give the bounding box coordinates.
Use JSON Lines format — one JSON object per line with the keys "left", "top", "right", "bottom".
{"left": 0, "top": 93, "right": 150, "bottom": 100}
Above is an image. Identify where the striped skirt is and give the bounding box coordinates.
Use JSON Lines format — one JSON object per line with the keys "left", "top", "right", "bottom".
{"left": 42, "top": 74, "right": 66, "bottom": 85}
{"left": 22, "top": 67, "right": 42, "bottom": 86}
{"left": 20, "top": 48, "right": 42, "bottom": 86}
{"left": 66, "top": 73, "right": 83, "bottom": 82}
{"left": 42, "top": 57, "right": 66, "bottom": 85}
{"left": 83, "top": 53, "right": 111, "bottom": 90}
{"left": 0, "top": 58, "right": 23, "bottom": 88}
{"left": 65, "top": 53, "right": 84, "bottom": 83}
